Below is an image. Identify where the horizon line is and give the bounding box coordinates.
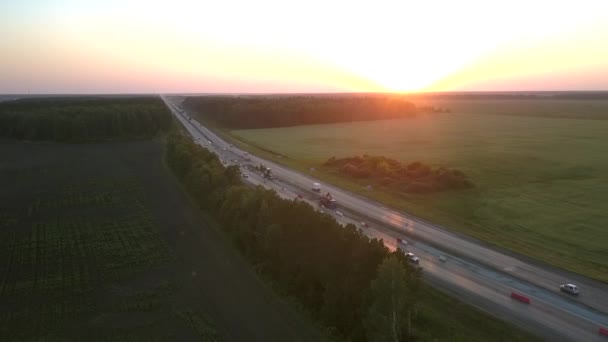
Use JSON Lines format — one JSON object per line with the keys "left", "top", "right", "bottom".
{"left": 3, "top": 89, "right": 608, "bottom": 96}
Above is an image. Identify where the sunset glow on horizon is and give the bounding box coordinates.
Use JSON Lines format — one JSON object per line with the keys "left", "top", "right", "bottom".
{"left": 2, "top": 0, "right": 608, "bottom": 94}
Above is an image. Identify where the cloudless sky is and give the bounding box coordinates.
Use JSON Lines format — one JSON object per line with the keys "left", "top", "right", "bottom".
{"left": 1, "top": 0, "right": 608, "bottom": 93}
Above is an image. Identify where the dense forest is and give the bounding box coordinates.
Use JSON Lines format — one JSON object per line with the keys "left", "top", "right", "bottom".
{"left": 0, "top": 97, "right": 173, "bottom": 142}
{"left": 183, "top": 95, "right": 425, "bottom": 129}
{"left": 412, "top": 91, "right": 608, "bottom": 100}
{"left": 324, "top": 155, "right": 474, "bottom": 193}
{"left": 166, "top": 132, "right": 422, "bottom": 341}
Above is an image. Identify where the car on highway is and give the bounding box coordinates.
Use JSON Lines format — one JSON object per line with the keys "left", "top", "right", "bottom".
{"left": 360, "top": 221, "right": 369, "bottom": 228}
{"left": 405, "top": 252, "right": 420, "bottom": 264}
{"left": 560, "top": 283, "right": 580, "bottom": 295}
{"left": 242, "top": 173, "right": 248, "bottom": 178}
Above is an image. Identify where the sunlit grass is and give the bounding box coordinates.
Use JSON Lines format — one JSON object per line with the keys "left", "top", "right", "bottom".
{"left": 225, "top": 104, "right": 608, "bottom": 281}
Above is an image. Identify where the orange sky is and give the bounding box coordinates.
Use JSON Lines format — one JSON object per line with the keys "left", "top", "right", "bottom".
{"left": 1, "top": 0, "right": 608, "bottom": 93}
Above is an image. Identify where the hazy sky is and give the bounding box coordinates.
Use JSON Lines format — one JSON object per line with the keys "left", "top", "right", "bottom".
{"left": 2, "top": 0, "right": 608, "bottom": 93}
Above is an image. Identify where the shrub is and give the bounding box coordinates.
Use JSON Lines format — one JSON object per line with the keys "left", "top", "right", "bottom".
{"left": 325, "top": 155, "right": 473, "bottom": 193}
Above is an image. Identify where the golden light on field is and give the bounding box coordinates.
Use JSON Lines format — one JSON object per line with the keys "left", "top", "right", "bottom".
{"left": 1, "top": 0, "right": 608, "bottom": 93}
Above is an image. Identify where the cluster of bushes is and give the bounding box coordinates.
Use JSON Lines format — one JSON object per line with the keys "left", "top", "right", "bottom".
{"left": 0, "top": 97, "right": 173, "bottom": 142}
{"left": 166, "top": 133, "right": 420, "bottom": 341}
{"left": 183, "top": 95, "right": 422, "bottom": 129}
{"left": 325, "top": 155, "right": 474, "bottom": 193}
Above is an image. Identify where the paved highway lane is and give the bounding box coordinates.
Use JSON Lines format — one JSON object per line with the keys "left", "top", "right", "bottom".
{"left": 162, "top": 96, "right": 608, "bottom": 341}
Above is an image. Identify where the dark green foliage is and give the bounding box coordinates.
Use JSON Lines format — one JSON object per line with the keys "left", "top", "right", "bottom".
{"left": 0, "top": 96, "right": 173, "bottom": 142}
{"left": 0, "top": 141, "right": 176, "bottom": 340}
{"left": 325, "top": 155, "right": 473, "bottom": 193}
{"left": 165, "top": 133, "right": 420, "bottom": 340}
{"left": 176, "top": 310, "right": 222, "bottom": 342}
{"left": 365, "top": 256, "right": 417, "bottom": 342}
{"left": 183, "top": 95, "right": 419, "bottom": 129}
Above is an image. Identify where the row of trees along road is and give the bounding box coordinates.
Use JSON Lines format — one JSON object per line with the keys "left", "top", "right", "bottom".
{"left": 0, "top": 97, "right": 174, "bottom": 142}
{"left": 166, "top": 132, "right": 421, "bottom": 341}
{"left": 182, "top": 95, "right": 419, "bottom": 129}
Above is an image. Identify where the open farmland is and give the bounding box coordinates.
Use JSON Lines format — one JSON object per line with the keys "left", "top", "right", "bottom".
{"left": 228, "top": 99, "right": 608, "bottom": 282}
{"left": 0, "top": 139, "right": 325, "bottom": 341}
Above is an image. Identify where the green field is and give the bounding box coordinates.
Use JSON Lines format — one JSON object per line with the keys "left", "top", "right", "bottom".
{"left": 227, "top": 100, "right": 608, "bottom": 282}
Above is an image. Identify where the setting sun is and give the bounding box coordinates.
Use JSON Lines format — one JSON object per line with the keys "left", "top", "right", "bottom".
{"left": 1, "top": 0, "right": 608, "bottom": 93}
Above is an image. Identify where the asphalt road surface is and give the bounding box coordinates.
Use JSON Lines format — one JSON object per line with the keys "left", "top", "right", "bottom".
{"left": 162, "top": 95, "right": 608, "bottom": 341}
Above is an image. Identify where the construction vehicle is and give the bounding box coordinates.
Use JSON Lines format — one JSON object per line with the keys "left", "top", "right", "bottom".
{"left": 319, "top": 192, "right": 337, "bottom": 209}
{"left": 263, "top": 167, "right": 273, "bottom": 180}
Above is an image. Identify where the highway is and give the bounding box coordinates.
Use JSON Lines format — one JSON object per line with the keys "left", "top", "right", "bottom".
{"left": 162, "top": 95, "right": 608, "bottom": 341}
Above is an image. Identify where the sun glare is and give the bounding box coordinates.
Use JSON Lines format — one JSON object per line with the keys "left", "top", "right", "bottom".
{"left": 1, "top": 0, "right": 608, "bottom": 93}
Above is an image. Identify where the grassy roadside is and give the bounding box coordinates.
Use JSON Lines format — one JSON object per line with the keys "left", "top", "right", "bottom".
{"left": 413, "top": 287, "right": 541, "bottom": 342}
{"left": 181, "top": 117, "right": 540, "bottom": 341}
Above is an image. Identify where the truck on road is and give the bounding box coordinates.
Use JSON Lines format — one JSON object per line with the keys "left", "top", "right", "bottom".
{"left": 312, "top": 183, "right": 321, "bottom": 192}
{"left": 319, "top": 192, "right": 337, "bottom": 209}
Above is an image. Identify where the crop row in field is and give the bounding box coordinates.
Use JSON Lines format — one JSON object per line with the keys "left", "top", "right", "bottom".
{"left": 0, "top": 141, "right": 177, "bottom": 340}
{"left": 1, "top": 137, "right": 333, "bottom": 341}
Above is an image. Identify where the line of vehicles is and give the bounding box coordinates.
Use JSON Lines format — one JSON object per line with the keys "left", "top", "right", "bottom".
{"left": 314, "top": 182, "right": 424, "bottom": 267}
{"left": 310, "top": 181, "right": 581, "bottom": 293}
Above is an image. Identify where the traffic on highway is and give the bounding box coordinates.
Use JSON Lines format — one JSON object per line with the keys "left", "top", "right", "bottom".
{"left": 162, "top": 95, "right": 608, "bottom": 341}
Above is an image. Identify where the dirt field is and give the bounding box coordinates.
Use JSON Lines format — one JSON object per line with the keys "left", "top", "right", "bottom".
{"left": 0, "top": 139, "right": 325, "bottom": 341}
{"left": 227, "top": 103, "right": 608, "bottom": 282}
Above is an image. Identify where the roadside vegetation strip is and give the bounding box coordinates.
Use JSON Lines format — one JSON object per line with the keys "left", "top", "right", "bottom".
{"left": 165, "top": 131, "right": 540, "bottom": 341}
{"left": 181, "top": 94, "right": 446, "bottom": 129}
{"left": 218, "top": 100, "right": 608, "bottom": 283}
{"left": 0, "top": 96, "right": 173, "bottom": 142}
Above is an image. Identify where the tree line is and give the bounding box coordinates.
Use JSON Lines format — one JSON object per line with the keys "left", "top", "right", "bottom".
{"left": 183, "top": 95, "right": 422, "bottom": 129}
{"left": 0, "top": 97, "right": 173, "bottom": 142}
{"left": 166, "top": 132, "right": 422, "bottom": 341}
{"left": 325, "top": 155, "right": 474, "bottom": 193}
